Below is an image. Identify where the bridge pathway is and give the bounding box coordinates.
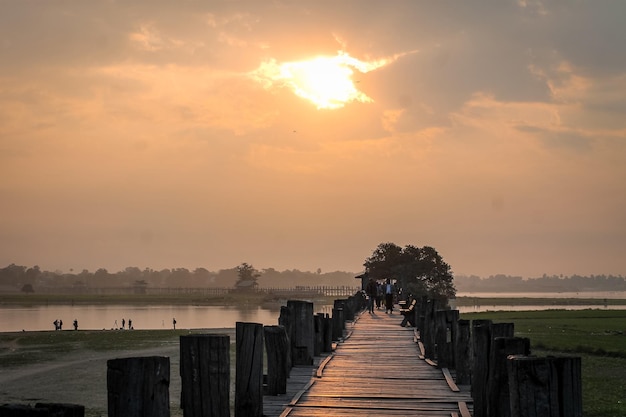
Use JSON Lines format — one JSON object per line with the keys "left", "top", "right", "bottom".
{"left": 277, "top": 309, "right": 473, "bottom": 417}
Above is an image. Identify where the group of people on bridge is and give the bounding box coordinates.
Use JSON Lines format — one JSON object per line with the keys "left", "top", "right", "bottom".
{"left": 365, "top": 277, "right": 401, "bottom": 314}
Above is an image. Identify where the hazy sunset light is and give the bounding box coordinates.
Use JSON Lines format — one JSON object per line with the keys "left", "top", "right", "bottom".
{"left": 251, "top": 51, "right": 394, "bottom": 109}
{"left": 1, "top": 1, "right": 625, "bottom": 278}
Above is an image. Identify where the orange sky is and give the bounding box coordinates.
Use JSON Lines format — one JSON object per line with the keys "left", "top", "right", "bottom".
{"left": 1, "top": 1, "right": 625, "bottom": 278}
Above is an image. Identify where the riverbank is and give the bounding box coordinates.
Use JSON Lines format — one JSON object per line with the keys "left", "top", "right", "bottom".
{"left": 0, "top": 292, "right": 339, "bottom": 308}
{"left": 4, "top": 292, "right": 626, "bottom": 307}
{"left": 454, "top": 295, "right": 626, "bottom": 307}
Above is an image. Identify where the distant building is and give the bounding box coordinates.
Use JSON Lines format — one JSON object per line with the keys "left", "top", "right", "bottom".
{"left": 235, "top": 279, "right": 258, "bottom": 292}
{"left": 355, "top": 272, "right": 369, "bottom": 291}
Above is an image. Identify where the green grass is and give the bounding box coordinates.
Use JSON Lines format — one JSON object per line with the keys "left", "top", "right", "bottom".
{"left": 461, "top": 309, "right": 626, "bottom": 356}
{"left": 455, "top": 296, "right": 626, "bottom": 306}
{"left": 0, "top": 329, "right": 234, "bottom": 368}
{"left": 461, "top": 309, "right": 626, "bottom": 417}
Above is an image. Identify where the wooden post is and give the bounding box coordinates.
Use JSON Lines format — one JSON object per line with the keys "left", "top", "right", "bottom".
{"left": 287, "top": 300, "right": 315, "bottom": 365}
{"left": 333, "top": 299, "right": 348, "bottom": 329}
{"left": 314, "top": 314, "right": 323, "bottom": 356}
{"left": 435, "top": 309, "right": 458, "bottom": 369}
{"left": 423, "top": 299, "right": 441, "bottom": 360}
{"left": 263, "top": 325, "right": 289, "bottom": 395}
{"left": 455, "top": 319, "right": 471, "bottom": 385}
{"left": 486, "top": 337, "right": 530, "bottom": 417}
{"left": 435, "top": 310, "right": 447, "bottom": 366}
{"left": 179, "top": 334, "right": 230, "bottom": 417}
{"left": 507, "top": 355, "right": 582, "bottom": 417}
{"left": 107, "top": 356, "right": 170, "bottom": 417}
{"left": 322, "top": 314, "right": 333, "bottom": 352}
{"left": 235, "top": 322, "right": 264, "bottom": 417}
{"left": 332, "top": 306, "right": 344, "bottom": 341}
{"left": 471, "top": 320, "right": 515, "bottom": 417}
{"left": 471, "top": 319, "right": 492, "bottom": 417}
{"left": 277, "top": 305, "right": 293, "bottom": 371}
{"left": 414, "top": 296, "right": 426, "bottom": 333}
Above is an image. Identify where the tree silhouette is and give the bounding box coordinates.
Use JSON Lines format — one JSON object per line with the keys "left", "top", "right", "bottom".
{"left": 364, "top": 242, "right": 456, "bottom": 301}
{"left": 236, "top": 263, "right": 261, "bottom": 287}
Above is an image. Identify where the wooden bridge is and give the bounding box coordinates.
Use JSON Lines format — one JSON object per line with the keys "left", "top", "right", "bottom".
{"left": 265, "top": 310, "right": 473, "bottom": 417}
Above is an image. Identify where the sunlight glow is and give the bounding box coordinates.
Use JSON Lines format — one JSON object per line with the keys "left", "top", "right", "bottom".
{"left": 251, "top": 51, "right": 393, "bottom": 109}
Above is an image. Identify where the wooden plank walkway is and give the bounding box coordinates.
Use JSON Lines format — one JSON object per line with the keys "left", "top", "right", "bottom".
{"left": 266, "top": 309, "right": 473, "bottom": 417}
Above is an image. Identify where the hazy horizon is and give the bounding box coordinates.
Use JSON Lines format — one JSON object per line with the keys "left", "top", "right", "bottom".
{"left": 1, "top": 1, "right": 625, "bottom": 278}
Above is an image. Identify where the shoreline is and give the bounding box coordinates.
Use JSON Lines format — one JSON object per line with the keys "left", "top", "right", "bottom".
{"left": 1, "top": 292, "right": 625, "bottom": 307}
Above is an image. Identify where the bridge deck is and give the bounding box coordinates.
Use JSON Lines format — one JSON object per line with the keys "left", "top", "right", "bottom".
{"left": 274, "top": 310, "right": 472, "bottom": 417}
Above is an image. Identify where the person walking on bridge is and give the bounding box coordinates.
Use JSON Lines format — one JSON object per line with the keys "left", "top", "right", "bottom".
{"left": 384, "top": 278, "right": 394, "bottom": 314}
{"left": 366, "top": 278, "right": 377, "bottom": 313}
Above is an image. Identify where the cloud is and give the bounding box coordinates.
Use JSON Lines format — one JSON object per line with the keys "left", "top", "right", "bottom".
{"left": 1, "top": 1, "right": 625, "bottom": 277}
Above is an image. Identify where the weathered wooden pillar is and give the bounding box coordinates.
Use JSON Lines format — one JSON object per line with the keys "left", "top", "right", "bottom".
{"left": 314, "top": 314, "right": 323, "bottom": 356}
{"left": 287, "top": 300, "right": 315, "bottom": 365}
{"left": 435, "top": 309, "right": 459, "bottom": 368}
{"left": 472, "top": 320, "right": 515, "bottom": 417}
{"left": 179, "top": 334, "right": 230, "bottom": 417}
{"left": 471, "top": 319, "right": 492, "bottom": 417}
{"left": 507, "top": 356, "right": 582, "bottom": 417}
{"left": 455, "top": 319, "right": 472, "bottom": 385}
{"left": 486, "top": 337, "right": 530, "bottom": 417}
{"left": 277, "top": 305, "right": 293, "bottom": 371}
{"left": 335, "top": 298, "right": 352, "bottom": 321}
{"left": 434, "top": 310, "right": 448, "bottom": 365}
{"left": 235, "top": 322, "right": 264, "bottom": 417}
{"left": 107, "top": 356, "right": 170, "bottom": 417}
{"left": 331, "top": 306, "right": 344, "bottom": 341}
{"left": 263, "top": 325, "right": 289, "bottom": 395}
{"left": 416, "top": 295, "right": 428, "bottom": 332}
{"left": 322, "top": 314, "right": 333, "bottom": 352}
{"left": 423, "top": 298, "right": 441, "bottom": 360}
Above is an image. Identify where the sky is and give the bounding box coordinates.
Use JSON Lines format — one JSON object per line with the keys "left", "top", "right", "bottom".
{"left": 1, "top": 1, "right": 625, "bottom": 278}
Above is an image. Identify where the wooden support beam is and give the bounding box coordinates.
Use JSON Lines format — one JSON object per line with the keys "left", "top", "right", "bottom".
{"left": 442, "top": 368, "right": 460, "bottom": 392}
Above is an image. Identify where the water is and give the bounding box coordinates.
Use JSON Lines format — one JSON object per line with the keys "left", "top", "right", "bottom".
{"left": 455, "top": 304, "right": 626, "bottom": 314}
{"left": 0, "top": 304, "right": 286, "bottom": 332}
{"left": 456, "top": 291, "right": 626, "bottom": 299}
{"left": 2, "top": 291, "right": 625, "bottom": 332}
{"left": 453, "top": 291, "right": 626, "bottom": 314}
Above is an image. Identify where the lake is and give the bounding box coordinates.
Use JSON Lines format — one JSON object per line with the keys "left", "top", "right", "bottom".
{"left": 2, "top": 291, "right": 626, "bottom": 332}
{"left": 0, "top": 304, "right": 336, "bottom": 333}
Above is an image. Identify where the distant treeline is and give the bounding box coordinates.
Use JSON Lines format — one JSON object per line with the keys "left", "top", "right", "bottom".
{"left": 2, "top": 264, "right": 625, "bottom": 294}
{"left": 455, "top": 273, "right": 626, "bottom": 293}
{"left": 0, "top": 264, "right": 359, "bottom": 293}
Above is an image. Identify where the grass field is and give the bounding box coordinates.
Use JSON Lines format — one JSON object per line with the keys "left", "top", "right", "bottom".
{"left": 461, "top": 309, "right": 626, "bottom": 417}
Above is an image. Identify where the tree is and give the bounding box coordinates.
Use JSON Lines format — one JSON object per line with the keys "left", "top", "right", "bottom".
{"left": 21, "top": 283, "right": 34, "bottom": 293}
{"left": 363, "top": 242, "right": 456, "bottom": 302}
{"left": 236, "top": 263, "right": 261, "bottom": 288}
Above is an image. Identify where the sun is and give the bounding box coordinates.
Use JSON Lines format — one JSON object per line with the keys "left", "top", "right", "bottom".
{"left": 279, "top": 56, "right": 366, "bottom": 109}
{"left": 251, "top": 51, "right": 391, "bottom": 109}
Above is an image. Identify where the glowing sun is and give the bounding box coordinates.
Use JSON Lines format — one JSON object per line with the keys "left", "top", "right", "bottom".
{"left": 251, "top": 51, "right": 391, "bottom": 109}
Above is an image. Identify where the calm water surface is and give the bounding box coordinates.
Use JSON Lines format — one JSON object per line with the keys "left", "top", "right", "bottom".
{"left": 2, "top": 292, "right": 625, "bottom": 332}
{"left": 0, "top": 305, "right": 297, "bottom": 332}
